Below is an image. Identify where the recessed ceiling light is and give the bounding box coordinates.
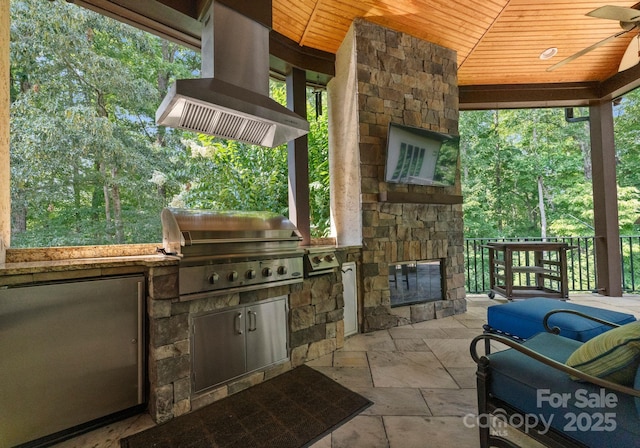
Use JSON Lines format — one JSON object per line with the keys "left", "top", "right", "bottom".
{"left": 539, "top": 47, "right": 558, "bottom": 60}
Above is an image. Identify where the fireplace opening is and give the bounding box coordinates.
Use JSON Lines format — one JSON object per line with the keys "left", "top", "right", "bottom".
{"left": 389, "top": 259, "right": 445, "bottom": 307}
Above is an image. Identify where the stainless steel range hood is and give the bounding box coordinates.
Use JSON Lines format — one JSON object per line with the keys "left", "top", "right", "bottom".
{"left": 156, "top": 2, "right": 309, "bottom": 147}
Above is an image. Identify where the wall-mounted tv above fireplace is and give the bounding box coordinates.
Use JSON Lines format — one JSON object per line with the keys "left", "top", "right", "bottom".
{"left": 384, "top": 123, "right": 460, "bottom": 187}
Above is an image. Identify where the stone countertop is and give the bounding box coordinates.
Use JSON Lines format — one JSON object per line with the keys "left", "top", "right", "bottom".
{"left": 0, "top": 241, "right": 358, "bottom": 282}
{"left": 0, "top": 249, "right": 181, "bottom": 287}
{"left": 0, "top": 254, "right": 179, "bottom": 276}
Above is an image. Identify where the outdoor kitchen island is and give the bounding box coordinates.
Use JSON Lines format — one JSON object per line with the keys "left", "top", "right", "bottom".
{"left": 148, "top": 208, "right": 354, "bottom": 423}
{"left": 0, "top": 230, "right": 355, "bottom": 445}
{"left": 147, "top": 255, "right": 351, "bottom": 424}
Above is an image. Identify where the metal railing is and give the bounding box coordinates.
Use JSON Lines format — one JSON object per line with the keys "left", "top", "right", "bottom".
{"left": 465, "top": 236, "right": 640, "bottom": 294}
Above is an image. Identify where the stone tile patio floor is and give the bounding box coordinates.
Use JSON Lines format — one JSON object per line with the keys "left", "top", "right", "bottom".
{"left": 54, "top": 293, "right": 640, "bottom": 448}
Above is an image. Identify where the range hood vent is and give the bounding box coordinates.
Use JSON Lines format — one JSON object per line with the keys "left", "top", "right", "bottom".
{"left": 157, "top": 78, "right": 308, "bottom": 147}
{"left": 156, "top": 2, "right": 309, "bottom": 147}
{"left": 180, "top": 102, "right": 271, "bottom": 143}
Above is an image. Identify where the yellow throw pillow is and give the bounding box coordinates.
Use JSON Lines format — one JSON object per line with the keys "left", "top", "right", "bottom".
{"left": 565, "top": 321, "right": 640, "bottom": 386}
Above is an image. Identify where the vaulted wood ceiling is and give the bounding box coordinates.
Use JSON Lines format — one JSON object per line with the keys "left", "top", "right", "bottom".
{"left": 273, "top": 0, "right": 640, "bottom": 86}
{"left": 73, "top": 0, "right": 640, "bottom": 104}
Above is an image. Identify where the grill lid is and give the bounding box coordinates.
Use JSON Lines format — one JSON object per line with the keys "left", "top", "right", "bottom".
{"left": 161, "top": 208, "right": 301, "bottom": 257}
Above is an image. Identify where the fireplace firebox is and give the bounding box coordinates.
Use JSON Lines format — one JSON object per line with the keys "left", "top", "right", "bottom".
{"left": 389, "top": 259, "right": 445, "bottom": 307}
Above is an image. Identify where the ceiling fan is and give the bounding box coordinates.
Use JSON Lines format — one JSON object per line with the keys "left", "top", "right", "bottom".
{"left": 547, "top": 5, "right": 640, "bottom": 71}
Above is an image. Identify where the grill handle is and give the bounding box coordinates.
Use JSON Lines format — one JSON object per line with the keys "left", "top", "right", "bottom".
{"left": 182, "top": 236, "right": 301, "bottom": 245}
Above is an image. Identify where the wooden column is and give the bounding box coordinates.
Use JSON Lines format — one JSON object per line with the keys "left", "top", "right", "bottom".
{"left": 286, "top": 67, "right": 310, "bottom": 245}
{"left": 0, "top": 0, "right": 10, "bottom": 248}
{"left": 589, "top": 100, "right": 622, "bottom": 296}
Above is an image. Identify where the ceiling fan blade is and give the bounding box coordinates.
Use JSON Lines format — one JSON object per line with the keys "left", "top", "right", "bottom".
{"left": 587, "top": 5, "right": 640, "bottom": 22}
{"left": 546, "top": 29, "right": 630, "bottom": 72}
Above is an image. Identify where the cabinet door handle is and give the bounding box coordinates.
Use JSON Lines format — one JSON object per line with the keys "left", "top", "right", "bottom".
{"left": 341, "top": 267, "right": 353, "bottom": 273}
{"left": 235, "top": 312, "right": 243, "bottom": 334}
{"left": 248, "top": 310, "right": 257, "bottom": 332}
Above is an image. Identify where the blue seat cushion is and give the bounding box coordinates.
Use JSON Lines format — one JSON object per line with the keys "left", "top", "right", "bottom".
{"left": 487, "top": 332, "right": 640, "bottom": 446}
{"left": 487, "top": 297, "right": 636, "bottom": 341}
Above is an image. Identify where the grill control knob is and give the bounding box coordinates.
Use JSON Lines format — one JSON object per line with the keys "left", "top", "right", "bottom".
{"left": 246, "top": 269, "right": 257, "bottom": 280}
{"left": 262, "top": 267, "right": 273, "bottom": 277}
{"left": 277, "top": 266, "right": 288, "bottom": 275}
{"left": 324, "top": 254, "right": 335, "bottom": 262}
{"left": 209, "top": 273, "right": 219, "bottom": 284}
{"left": 312, "top": 256, "right": 322, "bottom": 264}
{"left": 228, "top": 271, "right": 238, "bottom": 282}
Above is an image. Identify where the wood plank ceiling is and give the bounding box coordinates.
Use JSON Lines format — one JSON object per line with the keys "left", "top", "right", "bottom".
{"left": 73, "top": 0, "right": 640, "bottom": 92}
{"left": 272, "top": 0, "right": 640, "bottom": 86}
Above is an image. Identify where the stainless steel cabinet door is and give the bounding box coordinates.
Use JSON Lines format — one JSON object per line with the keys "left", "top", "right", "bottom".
{"left": 245, "top": 296, "right": 288, "bottom": 372}
{"left": 191, "top": 296, "right": 288, "bottom": 393}
{"left": 192, "top": 308, "right": 246, "bottom": 392}
{"left": 342, "top": 262, "right": 358, "bottom": 336}
{"left": 0, "top": 276, "right": 144, "bottom": 447}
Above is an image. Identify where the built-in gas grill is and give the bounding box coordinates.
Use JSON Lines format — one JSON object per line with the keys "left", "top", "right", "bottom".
{"left": 161, "top": 208, "right": 304, "bottom": 298}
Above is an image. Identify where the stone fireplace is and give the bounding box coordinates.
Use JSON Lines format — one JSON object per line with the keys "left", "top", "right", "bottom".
{"left": 328, "top": 19, "right": 466, "bottom": 332}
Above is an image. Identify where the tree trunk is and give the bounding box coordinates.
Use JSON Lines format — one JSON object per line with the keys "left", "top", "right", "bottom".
{"left": 493, "top": 110, "right": 503, "bottom": 232}
{"left": 531, "top": 114, "right": 541, "bottom": 233}
{"left": 11, "top": 198, "right": 27, "bottom": 234}
{"left": 156, "top": 41, "right": 175, "bottom": 147}
{"left": 91, "top": 162, "right": 102, "bottom": 220}
{"left": 158, "top": 41, "right": 173, "bottom": 94}
{"left": 538, "top": 175, "right": 547, "bottom": 240}
{"left": 72, "top": 163, "right": 82, "bottom": 231}
{"left": 111, "top": 167, "right": 124, "bottom": 244}
{"left": 100, "top": 161, "right": 112, "bottom": 233}
{"left": 580, "top": 124, "right": 592, "bottom": 180}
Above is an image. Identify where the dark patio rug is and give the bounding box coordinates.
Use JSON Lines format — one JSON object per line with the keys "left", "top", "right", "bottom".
{"left": 120, "top": 365, "right": 372, "bottom": 448}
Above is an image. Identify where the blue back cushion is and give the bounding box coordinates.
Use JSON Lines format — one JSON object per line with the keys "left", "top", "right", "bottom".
{"left": 487, "top": 298, "right": 636, "bottom": 341}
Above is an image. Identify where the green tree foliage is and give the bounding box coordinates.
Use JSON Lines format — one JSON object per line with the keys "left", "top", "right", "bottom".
{"left": 614, "top": 90, "right": 640, "bottom": 235}
{"left": 10, "top": 0, "right": 198, "bottom": 246}
{"left": 11, "top": 1, "right": 640, "bottom": 248}
{"left": 9, "top": 0, "right": 331, "bottom": 247}
{"left": 169, "top": 136, "right": 289, "bottom": 214}
{"left": 460, "top": 92, "right": 640, "bottom": 239}
{"left": 307, "top": 92, "right": 331, "bottom": 237}
{"left": 168, "top": 84, "right": 330, "bottom": 237}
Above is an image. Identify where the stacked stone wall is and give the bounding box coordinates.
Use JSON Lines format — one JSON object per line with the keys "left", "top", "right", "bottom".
{"left": 350, "top": 19, "right": 466, "bottom": 331}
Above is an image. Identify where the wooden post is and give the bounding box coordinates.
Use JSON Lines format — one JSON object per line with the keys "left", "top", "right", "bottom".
{"left": 504, "top": 246, "right": 513, "bottom": 298}
{"left": 286, "top": 67, "right": 311, "bottom": 245}
{"left": 560, "top": 246, "right": 569, "bottom": 299}
{"left": 487, "top": 246, "right": 495, "bottom": 295}
{"left": 0, "top": 0, "right": 10, "bottom": 248}
{"left": 589, "top": 100, "right": 623, "bottom": 296}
